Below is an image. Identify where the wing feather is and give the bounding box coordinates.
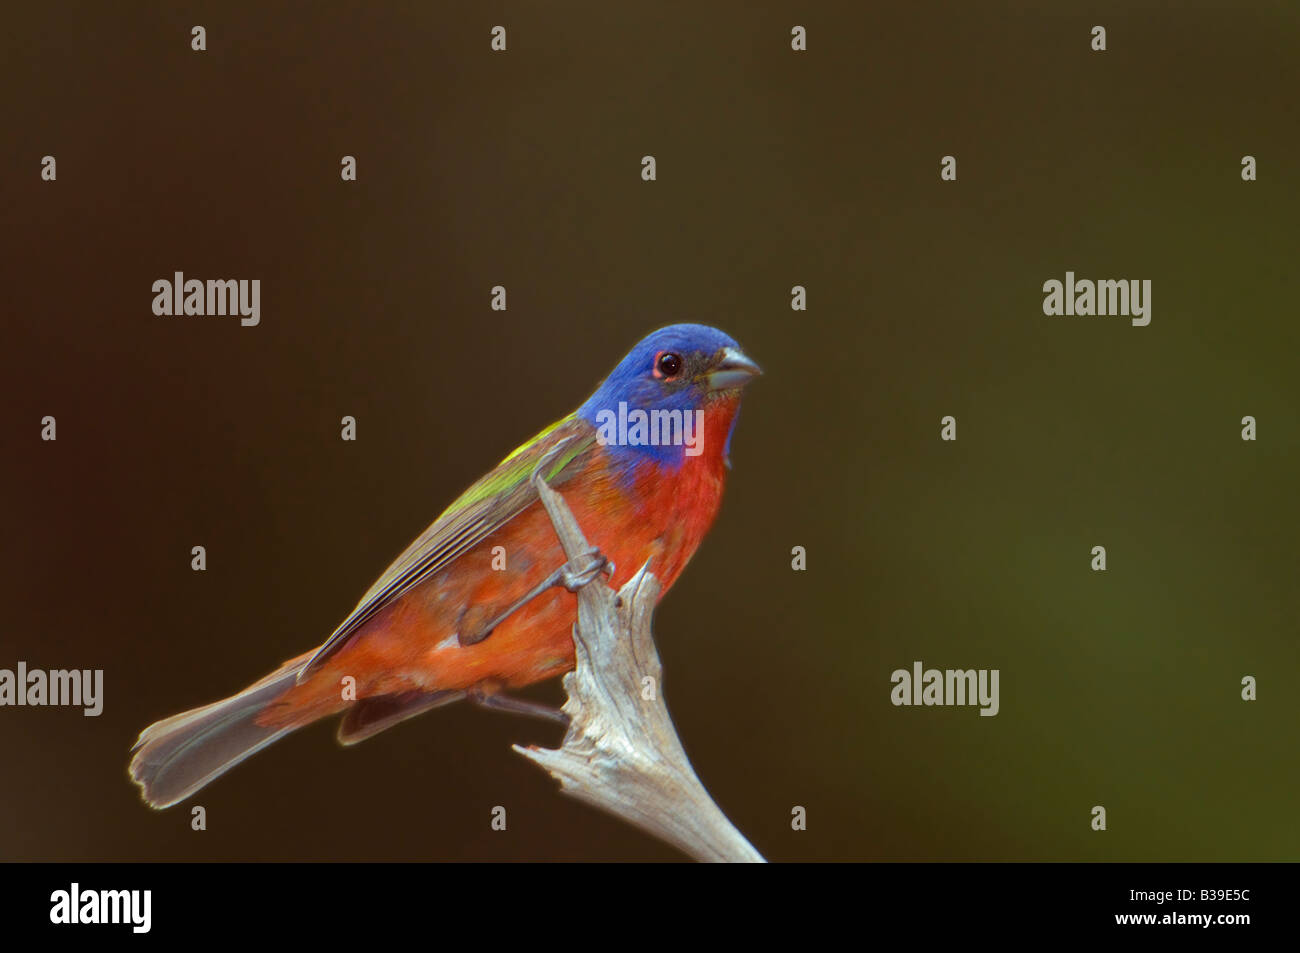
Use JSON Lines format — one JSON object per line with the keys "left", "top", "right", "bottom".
{"left": 299, "top": 414, "right": 596, "bottom": 678}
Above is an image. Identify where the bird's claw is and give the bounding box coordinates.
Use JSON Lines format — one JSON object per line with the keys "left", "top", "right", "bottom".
{"left": 459, "top": 550, "right": 615, "bottom": 647}
{"left": 560, "top": 549, "right": 610, "bottom": 591}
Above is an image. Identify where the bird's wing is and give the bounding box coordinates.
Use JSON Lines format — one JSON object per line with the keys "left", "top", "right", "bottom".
{"left": 299, "top": 413, "right": 598, "bottom": 677}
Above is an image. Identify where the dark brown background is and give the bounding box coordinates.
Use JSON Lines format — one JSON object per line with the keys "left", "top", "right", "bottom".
{"left": 2, "top": 2, "right": 1297, "bottom": 861}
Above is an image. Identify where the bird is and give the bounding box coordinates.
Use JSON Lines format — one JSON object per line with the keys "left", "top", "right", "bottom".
{"left": 129, "top": 323, "right": 761, "bottom": 808}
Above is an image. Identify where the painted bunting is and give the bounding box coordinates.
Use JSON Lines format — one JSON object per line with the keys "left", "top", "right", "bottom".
{"left": 130, "top": 324, "right": 760, "bottom": 808}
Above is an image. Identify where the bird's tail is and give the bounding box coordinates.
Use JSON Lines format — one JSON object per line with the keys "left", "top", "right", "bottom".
{"left": 129, "top": 651, "right": 318, "bottom": 809}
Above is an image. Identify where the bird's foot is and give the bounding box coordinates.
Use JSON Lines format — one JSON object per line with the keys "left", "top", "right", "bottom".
{"left": 457, "top": 549, "right": 613, "bottom": 647}
{"left": 558, "top": 548, "right": 612, "bottom": 591}
{"left": 468, "top": 688, "right": 569, "bottom": 726}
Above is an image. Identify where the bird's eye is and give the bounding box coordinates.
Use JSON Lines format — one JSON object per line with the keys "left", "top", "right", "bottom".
{"left": 655, "top": 351, "right": 683, "bottom": 379}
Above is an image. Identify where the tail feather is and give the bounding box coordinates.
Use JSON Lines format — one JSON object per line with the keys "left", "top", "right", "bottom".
{"left": 129, "top": 658, "right": 309, "bottom": 809}
{"left": 336, "top": 689, "right": 464, "bottom": 745}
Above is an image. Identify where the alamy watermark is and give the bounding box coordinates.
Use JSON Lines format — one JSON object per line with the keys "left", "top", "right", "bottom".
{"left": 593, "top": 402, "right": 704, "bottom": 456}
{"left": 1042, "top": 272, "right": 1151, "bottom": 326}
{"left": 152, "top": 272, "right": 260, "bottom": 326}
{"left": 891, "top": 661, "right": 999, "bottom": 716}
{"left": 0, "top": 662, "right": 103, "bottom": 716}
{"left": 50, "top": 884, "right": 150, "bottom": 933}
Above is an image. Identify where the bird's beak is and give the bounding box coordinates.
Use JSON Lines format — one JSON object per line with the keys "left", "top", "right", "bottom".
{"left": 707, "top": 347, "right": 762, "bottom": 391}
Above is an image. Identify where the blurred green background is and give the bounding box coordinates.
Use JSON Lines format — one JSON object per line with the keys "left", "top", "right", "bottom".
{"left": 2, "top": 1, "right": 1296, "bottom": 861}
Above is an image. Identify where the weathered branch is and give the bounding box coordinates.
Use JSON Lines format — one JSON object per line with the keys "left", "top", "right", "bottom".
{"left": 513, "top": 462, "right": 765, "bottom": 862}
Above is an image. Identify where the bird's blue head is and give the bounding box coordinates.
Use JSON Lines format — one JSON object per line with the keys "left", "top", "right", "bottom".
{"left": 578, "top": 324, "right": 761, "bottom": 471}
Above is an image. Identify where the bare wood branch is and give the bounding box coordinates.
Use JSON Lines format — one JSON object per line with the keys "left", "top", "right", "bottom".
{"left": 512, "top": 462, "right": 765, "bottom": 862}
